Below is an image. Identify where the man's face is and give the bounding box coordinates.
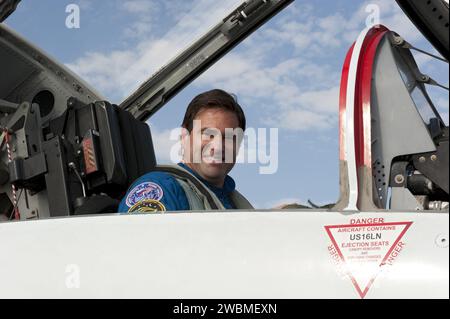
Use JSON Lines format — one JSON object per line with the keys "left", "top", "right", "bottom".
{"left": 183, "top": 107, "right": 242, "bottom": 187}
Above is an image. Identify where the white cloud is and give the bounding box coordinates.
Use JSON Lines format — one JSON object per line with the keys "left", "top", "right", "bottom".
{"left": 122, "top": 0, "right": 154, "bottom": 14}
{"left": 149, "top": 124, "right": 181, "bottom": 164}
{"left": 66, "top": 0, "right": 242, "bottom": 102}
{"left": 297, "top": 86, "right": 340, "bottom": 114}
{"left": 77, "top": 0, "right": 93, "bottom": 10}
{"left": 67, "top": 51, "right": 136, "bottom": 94}
{"left": 121, "top": 0, "right": 160, "bottom": 38}
{"left": 123, "top": 20, "right": 154, "bottom": 39}
{"left": 65, "top": 0, "right": 443, "bottom": 134}
{"left": 193, "top": 0, "right": 429, "bottom": 132}
{"left": 267, "top": 109, "right": 334, "bottom": 131}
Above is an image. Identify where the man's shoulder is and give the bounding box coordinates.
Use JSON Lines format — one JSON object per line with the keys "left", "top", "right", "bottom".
{"left": 128, "top": 170, "right": 181, "bottom": 194}
{"left": 119, "top": 170, "right": 187, "bottom": 213}
{"left": 137, "top": 170, "right": 177, "bottom": 183}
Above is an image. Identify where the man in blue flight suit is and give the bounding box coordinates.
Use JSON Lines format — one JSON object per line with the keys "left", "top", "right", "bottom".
{"left": 118, "top": 89, "right": 253, "bottom": 213}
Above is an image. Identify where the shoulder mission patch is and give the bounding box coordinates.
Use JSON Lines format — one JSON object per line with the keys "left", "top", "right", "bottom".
{"left": 128, "top": 199, "right": 166, "bottom": 213}
{"left": 126, "top": 182, "right": 164, "bottom": 207}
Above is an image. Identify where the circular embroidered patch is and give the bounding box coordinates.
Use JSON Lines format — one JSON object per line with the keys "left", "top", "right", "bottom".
{"left": 128, "top": 199, "right": 166, "bottom": 213}
{"left": 126, "top": 182, "right": 164, "bottom": 207}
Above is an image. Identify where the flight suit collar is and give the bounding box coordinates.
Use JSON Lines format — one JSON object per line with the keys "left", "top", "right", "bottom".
{"left": 177, "top": 162, "right": 236, "bottom": 196}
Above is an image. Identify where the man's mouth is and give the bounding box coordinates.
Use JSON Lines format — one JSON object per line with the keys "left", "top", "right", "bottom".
{"left": 203, "top": 153, "right": 226, "bottom": 164}
{"left": 208, "top": 159, "right": 224, "bottom": 164}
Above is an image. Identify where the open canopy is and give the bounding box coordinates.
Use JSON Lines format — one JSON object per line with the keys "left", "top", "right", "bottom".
{"left": 0, "top": 0, "right": 20, "bottom": 23}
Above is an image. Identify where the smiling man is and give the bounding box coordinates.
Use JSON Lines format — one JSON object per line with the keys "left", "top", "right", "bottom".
{"left": 118, "top": 89, "right": 253, "bottom": 213}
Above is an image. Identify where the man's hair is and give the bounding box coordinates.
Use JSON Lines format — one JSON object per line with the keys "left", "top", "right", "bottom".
{"left": 181, "top": 89, "right": 246, "bottom": 132}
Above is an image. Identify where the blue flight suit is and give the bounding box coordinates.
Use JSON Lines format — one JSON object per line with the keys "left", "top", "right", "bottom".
{"left": 118, "top": 163, "right": 236, "bottom": 212}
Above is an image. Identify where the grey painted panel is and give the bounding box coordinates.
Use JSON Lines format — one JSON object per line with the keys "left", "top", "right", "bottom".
{"left": 0, "top": 40, "right": 36, "bottom": 98}
{"left": 0, "top": 24, "right": 103, "bottom": 120}
{"left": 371, "top": 35, "right": 437, "bottom": 207}
{"left": 390, "top": 187, "right": 423, "bottom": 211}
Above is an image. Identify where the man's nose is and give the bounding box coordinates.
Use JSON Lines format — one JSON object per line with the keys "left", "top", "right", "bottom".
{"left": 210, "top": 137, "right": 223, "bottom": 149}
{"left": 210, "top": 140, "right": 224, "bottom": 156}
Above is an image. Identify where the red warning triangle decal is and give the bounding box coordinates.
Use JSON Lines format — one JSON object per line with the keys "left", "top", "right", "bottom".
{"left": 325, "top": 220, "right": 413, "bottom": 298}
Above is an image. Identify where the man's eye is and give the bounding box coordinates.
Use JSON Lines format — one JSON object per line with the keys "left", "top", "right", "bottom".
{"left": 202, "top": 131, "right": 216, "bottom": 139}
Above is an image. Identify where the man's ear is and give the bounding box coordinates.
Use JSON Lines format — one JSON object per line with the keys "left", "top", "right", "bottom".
{"left": 180, "top": 127, "right": 190, "bottom": 143}
{"left": 180, "top": 127, "right": 191, "bottom": 162}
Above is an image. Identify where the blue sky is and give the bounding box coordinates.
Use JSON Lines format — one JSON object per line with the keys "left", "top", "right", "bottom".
{"left": 5, "top": 0, "right": 449, "bottom": 208}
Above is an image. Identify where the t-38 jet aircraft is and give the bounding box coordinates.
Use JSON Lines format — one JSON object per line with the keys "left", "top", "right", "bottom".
{"left": 0, "top": 0, "right": 448, "bottom": 298}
